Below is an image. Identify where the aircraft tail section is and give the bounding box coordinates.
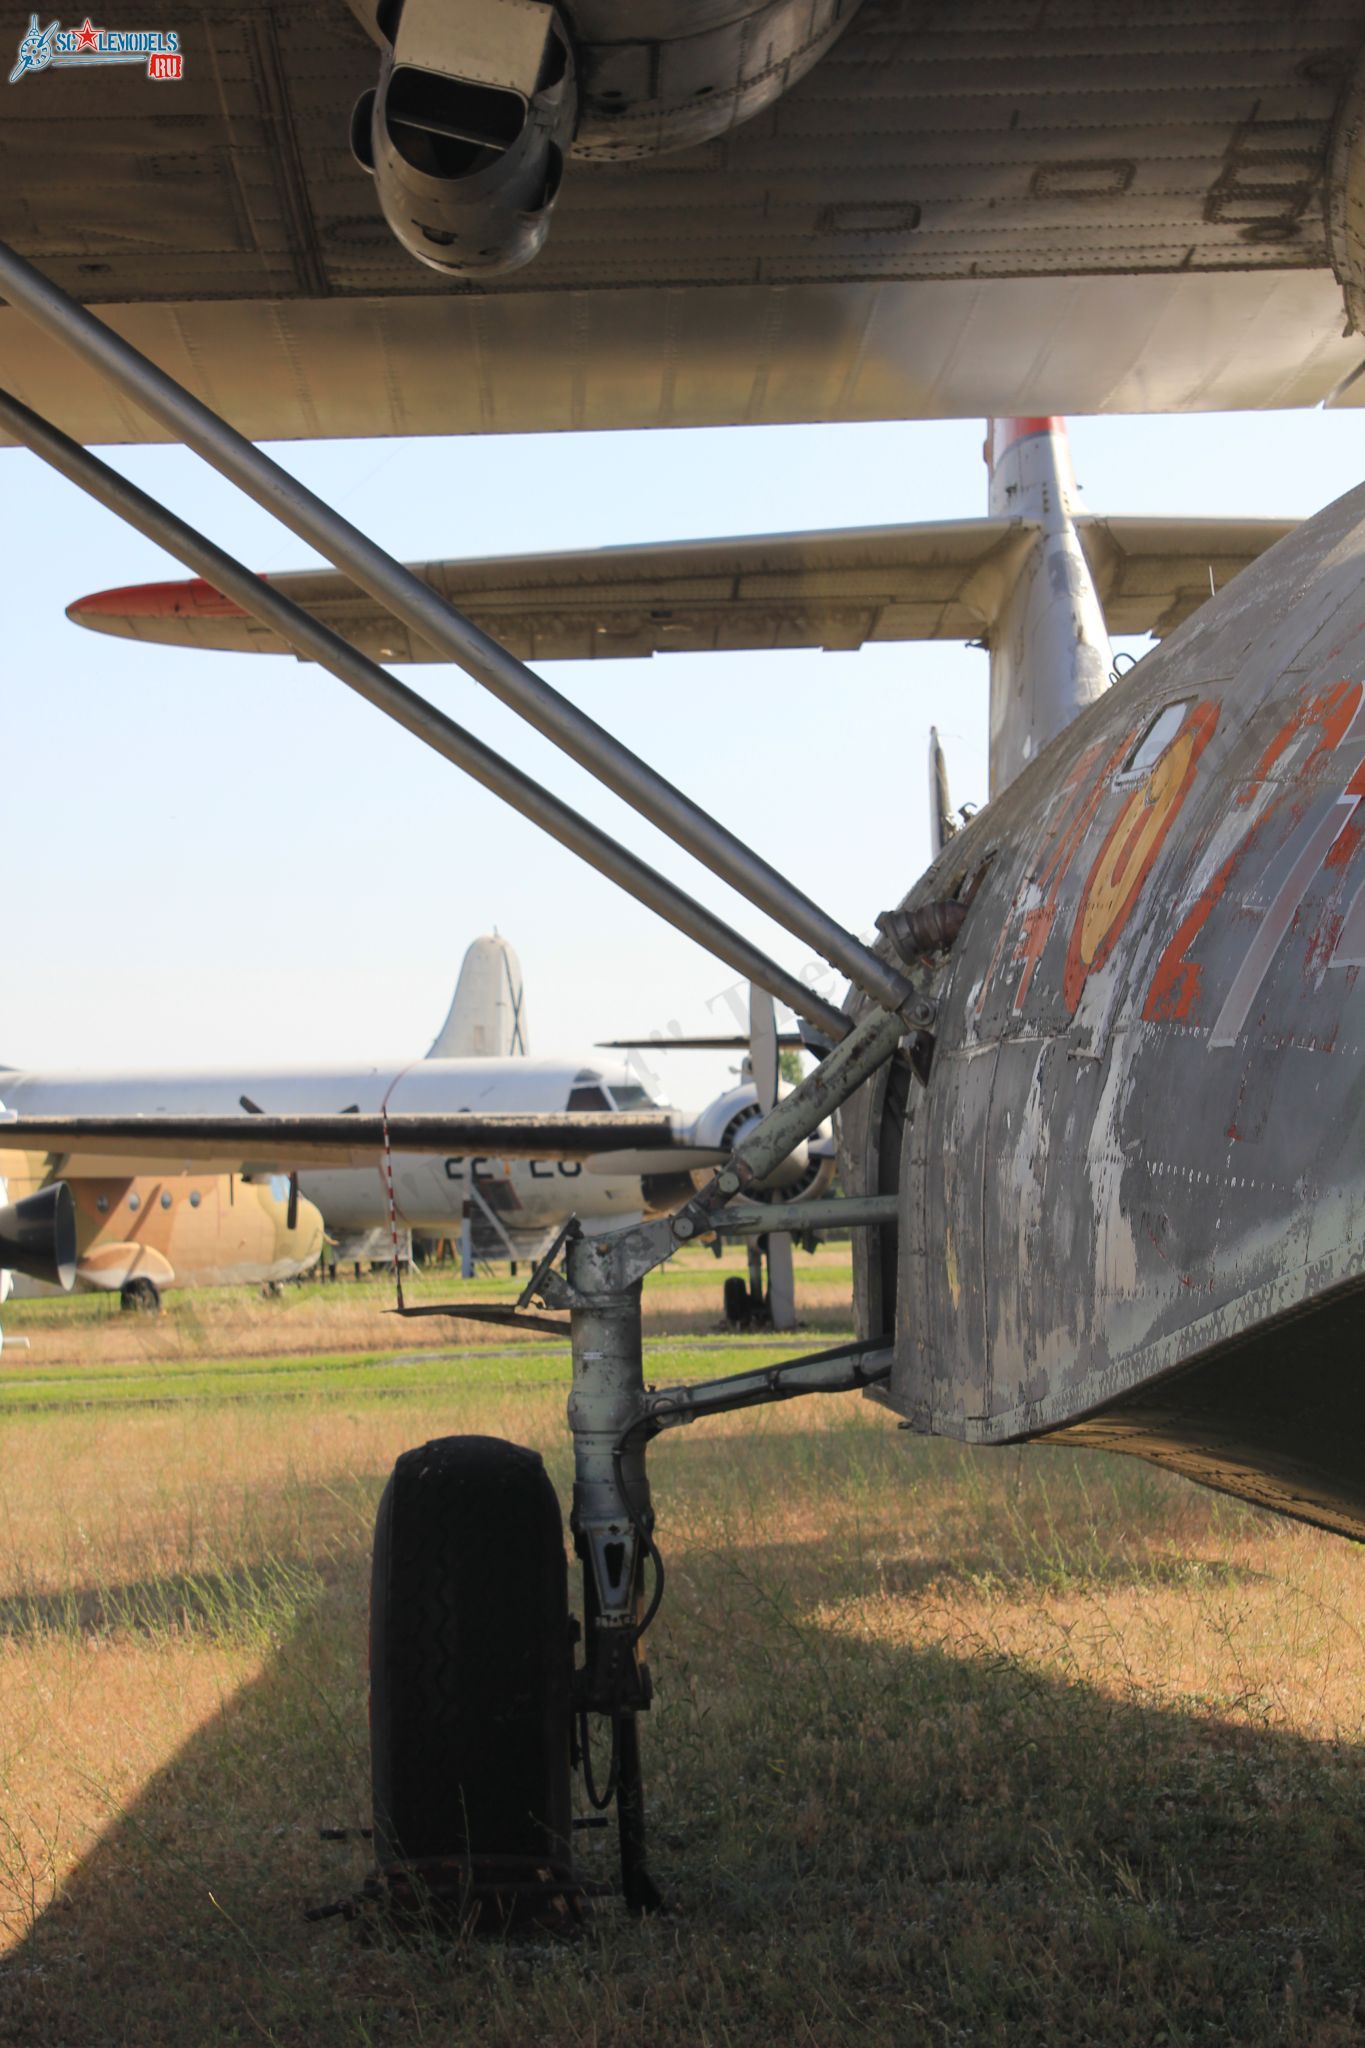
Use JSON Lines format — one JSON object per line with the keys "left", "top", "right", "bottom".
{"left": 426, "top": 934, "right": 529, "bottom": 1059}
{"left": 928, "top": 726, "right": 957, "bottom": 858}
{"left": 984, "top": 416, "right": 1113, "bottom": 798}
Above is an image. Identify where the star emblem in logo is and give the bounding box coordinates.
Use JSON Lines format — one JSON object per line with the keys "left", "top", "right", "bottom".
{"left": 72, "top": 17, "right": 98, "bottom": 52}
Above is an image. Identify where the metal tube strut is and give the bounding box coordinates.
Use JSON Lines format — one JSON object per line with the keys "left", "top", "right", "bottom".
{"left": 672, "top": 1003, "right": 911, "bottom": 1244}
{"left": 0, "top": 389, "right": 848, "bottom": 1044}
{"left": 642, "top": 1335, "right": 893, "bottom": 1432}
{"left": 0, "top": 239, "right": 916, "bottom": 1018}
{"left": 558, "top": 1001, "right": 910, "bottom": 1298}
{"left": 708, "top": 1193, "right": 899, "bottom": 1233}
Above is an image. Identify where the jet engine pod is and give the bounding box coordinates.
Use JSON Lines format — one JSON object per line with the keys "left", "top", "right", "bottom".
{"left": 0, "top": 1181, "right": 77, "bottom": 1292}
{"left": 353, "top": 0, "right": 577, "bottom": 277}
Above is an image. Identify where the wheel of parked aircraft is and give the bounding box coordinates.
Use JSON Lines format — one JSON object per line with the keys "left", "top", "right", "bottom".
{"left": 723, "top": 1275, "right": 753, "bottom": 1328}
{"left": 119, "top": 1277, "right": 160, "bottom": 1313}
{"left": 369, "top": 1435, "right": 575, "bottom": 1922}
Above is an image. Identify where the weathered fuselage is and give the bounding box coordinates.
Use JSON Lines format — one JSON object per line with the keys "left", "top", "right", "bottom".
{"left": 847, "top": 468, "right": 1365, "bottom": 1538}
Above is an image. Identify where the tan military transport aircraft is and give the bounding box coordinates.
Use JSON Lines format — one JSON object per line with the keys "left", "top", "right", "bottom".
{"left": 3, "top": 1, "right": 1365, "bottom": 1922}
{"left": 0, "top": 1151, "right": 323, "bottom": 1311}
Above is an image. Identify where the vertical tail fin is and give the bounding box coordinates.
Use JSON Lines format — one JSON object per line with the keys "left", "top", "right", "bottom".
{"left": 928, "top": 725, "right": 956, "bottom": 858}
{"left": 983, "top": 417, "right": 1113, "bottom": 796}
{"left": 426, "top": 934, "right": 529, "bottom": 1058}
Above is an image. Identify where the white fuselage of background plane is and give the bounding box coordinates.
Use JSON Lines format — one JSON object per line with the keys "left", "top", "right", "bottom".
{"left": 0, "top": 1056, "right": 666, "bottom": 1247}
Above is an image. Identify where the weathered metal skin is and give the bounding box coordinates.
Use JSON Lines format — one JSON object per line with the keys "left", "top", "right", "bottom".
{"left": 849, "top": 473, "right": 1365, "bottom": 1538}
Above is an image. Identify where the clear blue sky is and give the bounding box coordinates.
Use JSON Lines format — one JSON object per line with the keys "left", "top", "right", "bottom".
{"left": 5, "top": 406, "right": 1365, "bottom": 1109}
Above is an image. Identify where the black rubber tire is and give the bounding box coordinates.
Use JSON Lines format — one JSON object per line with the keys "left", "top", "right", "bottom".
{"left": 119, "top": 1277, "right": 160, "bottom": 1313}
{"left": 723, "top": 1274, "right": 752, "bottom": 1327}
{"left": 370, "top": 1435, "right": 573, "bottom": 1887}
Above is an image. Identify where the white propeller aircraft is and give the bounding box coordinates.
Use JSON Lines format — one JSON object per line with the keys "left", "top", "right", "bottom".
{"left": 0, "top": 932, "right": 834, "bottom": 1316}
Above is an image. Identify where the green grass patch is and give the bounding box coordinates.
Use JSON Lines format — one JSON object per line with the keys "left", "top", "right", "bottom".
{"left": 0, "top": 1333, "right": 855, "bottom": 1414}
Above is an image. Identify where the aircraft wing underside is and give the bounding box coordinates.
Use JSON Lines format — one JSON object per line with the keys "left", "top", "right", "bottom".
{"left": 67, "top": 517, "right": 1300, "bottom": 661}
{"left": 3, "top": 3, "right": 1365, "bottom": 440}
{"left": 0, "top": 1111, "right": 722, "bottom": 1174}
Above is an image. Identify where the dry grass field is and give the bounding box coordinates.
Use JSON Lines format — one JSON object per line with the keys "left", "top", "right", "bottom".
{"left": 0, "top": 1252, "right": 1362, "bottom": 2045}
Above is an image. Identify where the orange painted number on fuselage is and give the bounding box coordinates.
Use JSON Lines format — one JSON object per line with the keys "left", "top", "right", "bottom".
{"left": 973, "top": 736, "right": 1128, "bottom": 1020}
{"left": 1063, "top": 701, "right": 1219, "bottom": 1012}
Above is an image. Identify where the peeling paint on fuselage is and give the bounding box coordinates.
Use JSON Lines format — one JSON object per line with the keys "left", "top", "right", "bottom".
{"left": 850, "top": 452, "right": 1365, "bottom": 1538}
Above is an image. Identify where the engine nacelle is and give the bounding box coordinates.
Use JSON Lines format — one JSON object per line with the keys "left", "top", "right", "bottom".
{"left": 571, "top": 0, "right": 865, "bottom": 162}
{"left": 0, "top": 1180, "right": 76, "bottom": 1292}
{"left": 687, "top": 1083, "right": 835, "bottom": 1204}
{"left": 348, "top": 0, "right": 863, "bottom": 275}
{"left": 352, "top": 0, "right": 576, "bottom": 277}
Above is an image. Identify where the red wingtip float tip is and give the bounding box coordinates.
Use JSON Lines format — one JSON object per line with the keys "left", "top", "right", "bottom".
{"left": 65, "top": 577, "right": 252, "bottom": 624}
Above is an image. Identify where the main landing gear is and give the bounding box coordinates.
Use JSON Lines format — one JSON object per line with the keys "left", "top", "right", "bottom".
{"left": 367, "top": 1008, "right": 910, "bottom": 1928}
{"left": 722, "top": 1234, "right": 792, "bottom": 1330}
{"left": 369, "top": 1278, "right": 668, "bottom": 1924}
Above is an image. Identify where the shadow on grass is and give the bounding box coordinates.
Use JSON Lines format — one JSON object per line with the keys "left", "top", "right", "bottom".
{"left": 0, "top": 1559, "right": 330, "bottom": 1645}
{"left": 1, "top": 1432, "right": 1362, "bottom": 2047}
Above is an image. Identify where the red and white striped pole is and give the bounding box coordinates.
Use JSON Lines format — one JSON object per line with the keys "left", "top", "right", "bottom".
{"left": 380, "top": 1105, "right": 405, "bottom": 1312}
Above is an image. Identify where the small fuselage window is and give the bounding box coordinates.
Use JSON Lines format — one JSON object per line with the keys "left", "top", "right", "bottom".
{"left": 1118, "top": 701, "right": 1191, "bottom": 783}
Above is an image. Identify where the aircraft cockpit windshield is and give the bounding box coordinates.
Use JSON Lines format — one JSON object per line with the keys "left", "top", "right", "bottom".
{"left": 566, "top": 1070, "right": 610, "bottom": 1112}
{"left": 565, "top": 1069, "right": 666, "bottom": 1112}
{"left": 605, "top": 1080, "right": 665, "bottom": 1112}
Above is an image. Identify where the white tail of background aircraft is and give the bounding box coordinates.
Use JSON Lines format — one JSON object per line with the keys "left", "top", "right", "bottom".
{"left": 426, "top": 932, "right": 528, "bottom": 1059}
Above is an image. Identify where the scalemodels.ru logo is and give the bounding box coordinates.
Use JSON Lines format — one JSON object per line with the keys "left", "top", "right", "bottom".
{"left": 9, "top": 15, "right": 183, "bottom": 83}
